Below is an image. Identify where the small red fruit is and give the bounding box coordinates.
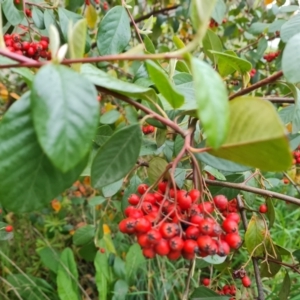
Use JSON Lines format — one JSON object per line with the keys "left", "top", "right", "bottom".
{"left": 154, "top": 239, "right": 171, "bottom": 256}
{"left": 185, "top": 225, "right": 200, "bottom": 240}
{"left": 259, "top": 204, "right": 268, "bottom": 213}
{"left": 118, "top": 218, "right": 136, "bottom": 234}
{"left": 177, "top": 190, "right": 192, "bottom": 210}
{"left": 142, "top": 247, "right": 156, "bottom": 258}
{"left": 135, "top": 217, "right": 151, "bottom": 233}
{"left": 226, "top": 212, "right": 241, "bottom": 224}
{"left": 167, "top": 250, "right": 181, "bottom": 260}
{"left": 225, "top": 233, "right": 242, "bottom": 249}
{"left": 202, "top": 278, "right": 210, "bottom": 286}
{"left": 189, "top": 189, "right": 200, "bottom": 202}
{"left": 128, "top": 194, "right": 140, "bottom": 205}
{"left": 137, "top": 234, "right": 150, "bottom": 248}
{"left": 197, "top": 235, "right": 214, "bottom": 253}
{"left": 183, "top": 239, "right": 199, "bottom": 254}
{"left": 147, "top": 229, "right": 162, "bottom": 244}
{"left": 241, "top": 276, "right": 251, "bottom": 287}
{"left": 169, "top": 236, "right": 184, "bottom": 251}
{"left": 160, "top": 223, "right": 179, "bottom": 239}
{"left": 5, "top": 225, "right": 13, "bottom": 233}
{"left": 222, "top": 218, "right": 239, "bottom": 233}
{"left": 137, "top": 184, "right": 148, "bottom": 195}
{"left": 213, "top": 195, "right": 228, "bottom": 211}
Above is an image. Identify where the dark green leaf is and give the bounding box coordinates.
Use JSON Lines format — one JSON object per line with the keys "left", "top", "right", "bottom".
{"left": 100, "top": 110, "right": 121, "bottom": 124}
{"left": 191, "top": 286, "right": 230, "bottom": 299}
{"left": 94, "top": 125, "right": 114, "bottom": 146}
{"left": 113, "top": 279, "right": 129, "bottom": 300}
{"left": 0, "top": 93, "right": 87, "bottom": 212}
{"left": 2, "top": 0, "right": 24, "bottom": 26}
{"left": 97, "top": 6, "right": 131, "bottom": 55}
{"left": 146, "top": 60, "right": 184, "bottom": 109}
{"left": 91, "top": 125, "right": 142, "bottom": 188}
{"left": 144, "top": 35, "right": 155, "bottom": 54}
{"left": 31, "top": 64, "right": 99, "bottom": 173}
{"left": 208, "top": 97, "right": 293, "bottom": 171}
{"left": 81, "top": 64, "right": 157, "bottom": 102}
{"left": 148, "top": 157, "right": 169, "bottom": 185}
{"left": 189, "top": 57, "right": 229, "bottom": 148}
{"left": 94, "top": 250, "right": 109, "bottom": 300}
{"left": 202, "top": 29, "right": 223, "bottom": 64}
{"left": 73, "top": 225, "right": 95, "bottom": 246}
{"left": 32, "top": 7, "right": 45, "bottom": 29}
{"left": 102, "top": 178, "right": 123, "bottom": 197}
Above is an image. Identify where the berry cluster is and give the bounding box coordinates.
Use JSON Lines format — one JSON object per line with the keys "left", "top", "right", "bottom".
{"left": 142, "top": 124, "right": 155, "bottom": 135}
{"left": 292, "top": 147, "right": 300, "bottom": 165}
{"left": 263, "top": 51, "right": 280, "bottom": 62}
{"left": 4, "top": 34, "right": 51, "bottom": 61}
{"left": 217, "top": 284, "right": 236, "bottom": 299}
{"left": 209, "top": 19, "right": 218, "bottom": 29}
{"left": 249, "top": 69, "right": 256, "bottom": 78}
{"left": 233, "top": 269, "right": 251, "bottom": 288}
{"left": 119, "top": 183, "right": 242, "bottom": 260}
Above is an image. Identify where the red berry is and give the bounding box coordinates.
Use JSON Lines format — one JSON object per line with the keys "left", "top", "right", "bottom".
{"left": 185, "top": 225, "right": 200, "bottom": 240}
{"left": 41, "top": 36, "right": 50, "bottom": 43}
{"left": 218, "top": 240, "right": 230, "bottom": 256}
{"left": 5, "top": 225, "right": 13, "bottom": 233}
{"left": 143, "top": 193, "right": 156, "bottom": 204}
{"left": 259, "top": 204, "right": 268, "bottom": 213}
{"left": 154, "top": 239, "right": 171, "bottom": 256}
{"left": 135, "top": 217, "right": 151, "bottom": 233}
{"left": 125, "top": 207, "right": 143, "bottom": 219}
{"left": 197, "top": 235, "right": 214, "bottom": 253}
{"left": 241, "top": 276, "right": 251, "bottom": 287}
{"left": 118, "top": 218, "right": 136, "bottom": 234}
{"left": 142, "top": 247, "right": 156, "bottom": 258}
{"left": 190, "top": 214, "right": 204, "bottom": 226}
{"left": 137, "top": 184, "right": 148, "bottom": 195}
{"left": 27, "top": 47, "right": 36, "bottom": 57}
{"left": 167, "top": 250, "right": 181, "bottom": 260}
{"left": 128, "top": 194, "right": 140, "bottom": 205}
{"left": 198, "top": 218, "right": 214, "bottom": 235}
{"left": 158, "top": 181, "right": 167, "bottom": 193}
{"left": 169, "top": 236, "right": 184, "bottom": 251}
{"left": 226, "top": 212, "right": 241, "bottom": 224}
{"left": 137, "top": 234, "right": 150, "bottom": 248}
{"left": 159, "top": 223, "right": 179, "bottom": 239}
{"left": 22, "top": 41, "right": 30, "bottom": 51}
{"left": 177, "top": 190, "right": 192, "bottom": 210}
{"left": 183, "top": 239, "right": 199, "bottom": 254}
{"left": 222, "top": 218, "right": 239, "bottom": 233}
{"left": 39, "top": 40, "right": 48, "bottom": 50}
{"left": 99, "top": 248, "right": 105, "bottom": 253}
{"left": 199, "top": 201, "right": 214, "bottom": 214}
{"left": 202, "top": 278, "right": 210, "bottom": 286}
{"left": 189, "top": 189, "right": 200, "bottom": 202}
{"left": 225, "top": 233, "right": 242, "bottom": 249}
{"left": 147, "top": 229, "right": 162, "bottom": 244}
{"left": 214, "top": 195, "right": 228, "bottom": 211}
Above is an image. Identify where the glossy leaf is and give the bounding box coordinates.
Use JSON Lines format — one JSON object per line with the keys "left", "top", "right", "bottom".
{"left": 97, "top": 6, "right": 131, "bottom": 55}
{"left": 2, "top": 0, "right": 24, "bottom": 26}
{"left": 211, "top": 51, "right": 252, "bottom": 76}
{"left": 189, "top": 57, "right": 229, "bottom": 148}
{"left": 32, "top": 7, "right": 45, "bottom": 29}
{"left": 146, "top": 60, "right": 184, "bottom": 108}
{"left": 31, "top": 64, "right": 99, "bottom": 172}
{"left": 57, "top": 248, "right": 80, "bottom": 300}
{"left": 0, "top": 93, "right": 87, "bottom": 212}
{"left": 202, "top": 29, "right": 223, "bottom": 64}
{"left": 91, "top": 125, "right": 142, "bottom": 188}
{"left": 73, "top": 225, "right": 95, "bottom": 246}
{"left": 245, "top": 216, "right": 267, "bottom": 256}
{"left": 280, "top": 13, "right": 300, "bottom": 42}
{"left": 282, "top": 33, "right": 300, "bottom": 83}
{"left": 208, "top": 97, "right": 293, "bottom": 171}
{"left": 148, "top": 157, "right": 169, "bottom": 184}
{"left": 81, "top": 64, "right": 157, "bottom": 102}
{"left": 125, "top": 244, "right": 146, "bottom": 284}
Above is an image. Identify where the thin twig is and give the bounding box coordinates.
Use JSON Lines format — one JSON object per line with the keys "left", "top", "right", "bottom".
{"left": 205, "top": 179, "right": 300, "bottom": 205}
{"left": 182, "top": 259, "right": 195, "bottom": 300}
{"left": 229, "top": 71, "right": 283, "bottom": 100}
{"left": 283, "top": 171, "right": 300, "bottom": 195}
{"left": 264, "top": 97, "right": 294, "bottom": 103}
{"left": 237, "top": 195, "right": 265, "bottom": 300}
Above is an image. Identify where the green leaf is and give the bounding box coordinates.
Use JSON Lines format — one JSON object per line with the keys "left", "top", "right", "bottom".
{"left": 91, "top": 125, "right": 142, "bottom": 188}
{"left": 203, "top": 254, "right": 227, "bottom": 265}
{"left": 31, "top": 64, "right": 99, "bottom": 173}
{"left": 278, "top": 272, "right": 291, "bottom": 300}
{"left": 58, "top": 7, "right": 82, "bottom": 42}
{"left": 94, "top": 250, "right": 109, "bottom": 300}
{"left": 113, "top": 279, "right": 129, "bottom": 300}
{"left": 260, "top": 246, "right": 282, "bottom": 277}
{"left": 203, "top": 166, "right": 226, "bottom": 181}
{"left": 97, "top": 6, "right": 131, "bottom": 55}
{"left": 102, "top": 178, "right": 123, "bottom": 197}
{"left": 0, "top": 93, "right": 87, "bottom": 213}
{"left": 81, "top": 64, "right": 157, "bottom": 102}
{"left": 94, "top": 125, "right": 113, "bottom": 146}
{"left": 191, "top": 286, "right": 230, "bottom": 299}
{"left": 68, "top": 19, "right": 87, "bottom": 71}
{"left": 100, "top": 110, "right": 121, "bottom": 124}
{"left": 88, "top": 196, "right": 106, "bottom": 207}
{"left": 211, "top": 51, "right": 252, "bottom": 76}
{"left": 280, "top": 13, "right": 300, "bottom": 42}
{"left": 202, "top": 29, "right": 223, "bottom": 64}
{"left": 208, "top": 97, "right": 293, "bottom": 172}
{"left": 113, "top": 256, "right": 126, "bottom": 279}
{"left": 248, "top": 22, "right": 269, "bottom": 35}
{"left": 32, "top": 7, "right": 45, "bottom": 29}
{"left": 282, "top": 33, "right": 300, "bottom": 83}
{"left": 143, "top": 35, "right": 155, "bottom": 54}
{"left": 189, "top": 57, "right": 229, "bottom": 148}
{"left": 0, "top": 221, "right": 13, "bottom": 241}
{"left": 211, "top": 0, "right": 226, "bottom": 24}
{"left": 196, "top": 151, "right": 251, "bottom": 172}
{"left": 37, "top": 247, "right": 60, "bottom": 273}
{"left": 174, "top": 168, "right": 186, "bottom": 188}
{"left": 148, "top": 157, "right": 169, "bottom": 185}
{"left": 2, "top": 0, "right": 24, "bottom": 26}
{"left": 245, "top": 215, "right": 267, "bottom": 256}
{"left": 73, "top": 225, "right": 95, "bottom": 246}
{"left": 125, "top": 244, "right": 146, "bottom": 284}
{"left": 57, "top": 248, "right": 80, "bottom": 300}
{"left": 145, "top": 60, "right": 184, "bottom": 109}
